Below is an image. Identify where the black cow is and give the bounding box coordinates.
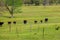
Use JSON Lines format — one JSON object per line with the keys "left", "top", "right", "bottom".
{"left": 23, "top": 20, "right": 27, "bottom": 24}
{"left": 40, "top": 20, "right": 43, "bottom": 23}
{"left": 34, "top": 20, "right": 37, "bottom": 24}
{"left": 0, "top": 22, "right": 4, "bottom": 27}
{"left": 8, "top": 22, "right": 11, "bottom": 24}
{"left": 45, "top": 18, "right": 48, "bottom": 23}
{"left": 13, "top": 21, "right": 16, "bottom": 24}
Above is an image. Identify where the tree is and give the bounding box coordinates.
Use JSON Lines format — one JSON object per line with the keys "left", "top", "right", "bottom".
{"left": 6, "top": 0, "right": 22, "bottom": 18}
{"left": 0, "top": 0, "right": 22, "bottom": 18}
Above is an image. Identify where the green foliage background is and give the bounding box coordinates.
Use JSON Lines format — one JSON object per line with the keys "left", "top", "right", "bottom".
{"left": 5, "top": 0, "right": 22, "bottom": 13}
{"left": 6, "top": 0, "right": 22, "bottom": 6}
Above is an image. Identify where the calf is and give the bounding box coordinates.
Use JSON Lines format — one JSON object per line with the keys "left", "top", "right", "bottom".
{"left": 0, "top": 22, "right": 4, "bottom": 27}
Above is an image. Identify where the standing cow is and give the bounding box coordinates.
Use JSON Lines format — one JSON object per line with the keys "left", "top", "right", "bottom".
{"left": 0, "top": 22, "right": 4, "bottom": 27}
{"left": 45, "top": 18, "right": 48, "bottom": 23}
{"left": 23, "top": 20, "right": 27, "bottom": 24}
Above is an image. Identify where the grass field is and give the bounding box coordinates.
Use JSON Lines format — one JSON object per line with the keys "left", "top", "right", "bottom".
{"left": 0, "top": 6, "right": 60, "bottom": 40}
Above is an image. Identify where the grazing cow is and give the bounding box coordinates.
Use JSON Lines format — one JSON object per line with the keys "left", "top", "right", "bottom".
{"left": 23, "top": 20, "right": 27, "bottom": 24}
{"left": 8, "top": 22, "right": 11, "bottom": 24}
{"left": 45, "top": 18, "right": 48, "bottom": 23}
{"left": 34, "top": 20, "right": 37, "bottom": 24}
{"left": 0, "top": 22, "right": 4, "bottom": 27}
{"left": 13, "top": 21, "right": 16, "bottom": 24}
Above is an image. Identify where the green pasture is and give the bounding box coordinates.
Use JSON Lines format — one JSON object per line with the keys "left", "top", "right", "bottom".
{"left": 0, "top": 6, "right": 60, "bottom": 40}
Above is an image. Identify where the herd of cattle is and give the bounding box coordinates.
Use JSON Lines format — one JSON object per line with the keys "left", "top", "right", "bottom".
{"left": 0, "top": 18, "right": 60, "bottom": 30}
{"left": 0, "top": 18, "right": 48, "bottom": 26}
{"left": 0, "top": 21, "right": 16, "bottom": 27}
